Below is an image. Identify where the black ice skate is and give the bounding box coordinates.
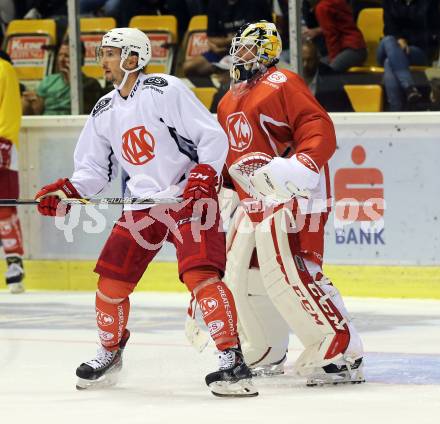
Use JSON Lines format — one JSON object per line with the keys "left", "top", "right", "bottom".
{"left": 205, "top": 346, "right": 258, "bottom": 397}
{"left": 5, "top": 256, "right": 25, "bottom": 294}
{"left": 306, "top": 357, "right": 365, "bottom": 386}
{"left": 76, "top": 329, "right": 130, "bottom": 390}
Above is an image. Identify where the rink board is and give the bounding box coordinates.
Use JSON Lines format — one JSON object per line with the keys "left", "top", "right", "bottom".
{"left": 1, "top": 261, "right": 439, "bottom": 299}
{"left": 16, "top": 113, "right": 440, "bottom": 265}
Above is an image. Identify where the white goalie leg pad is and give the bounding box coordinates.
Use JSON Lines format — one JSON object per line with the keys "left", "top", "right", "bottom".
{"left": 255, "top": 207, "right": 352, "bottom": 376}
{"left": 245, "top": 268, "right": 290, "bottom": 372}
{"left": 304, "top": 259, "right": 364, "bottom": 364}
{"left": 225, "top": 210, "right": 289, "bottom": 368}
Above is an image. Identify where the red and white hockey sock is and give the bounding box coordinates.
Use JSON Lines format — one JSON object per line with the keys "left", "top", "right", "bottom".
{"left": 95, "top": 294, "right": 130, "bottom": 351}
{"left": 0, "top": 207, "right": 24, "bottom": 256}
{"left": 95, "top": 278, "right": 136, "bottom": 351}
{"left": 184, "top": 268, "right": 239, "bottom": 350}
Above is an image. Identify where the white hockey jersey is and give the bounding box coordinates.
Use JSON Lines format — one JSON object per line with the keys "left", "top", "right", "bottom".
{"left": 70, "top": 73, "right": 228, "bottom": 209}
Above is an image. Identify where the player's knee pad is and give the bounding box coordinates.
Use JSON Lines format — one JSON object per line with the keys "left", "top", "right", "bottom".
{"left": 255, "top": 207, "right": 353, "bottom": 374}
{"left": 0, "top": 206, "right": 17, "bottom": 220}
{"left": 97, "top": 276, "right": 136, "bottom": 303}
{"left": 182, "top": 266, "right": 220, "bottom": 294}
{"left": 225, "top": 212, "right": 289, "bottom": 367}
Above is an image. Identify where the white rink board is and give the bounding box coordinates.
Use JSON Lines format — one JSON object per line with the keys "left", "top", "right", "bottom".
{"left": 17, "top": 113, "right": 440, "bottom": 264}
{"left": 326, "top": 113, "right": 440, "bottom": 265}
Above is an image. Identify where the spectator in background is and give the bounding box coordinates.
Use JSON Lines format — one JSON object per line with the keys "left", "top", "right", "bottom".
{"left": 118, "top": 0, "right": 170, "bottom": 27}
{"left": 378, "top": 0, "right": 440, "bottom": 111}
{"left": 310, "top": 0, "right": 367, "bottom": 72}
{"left": 0, "top": 50, "right": 25, "bottom": 293}
{"left": 167, "top": 0, "right": 209, "bottom": 40}
{"left": 183, "top": 0, "right": 272, "bottom": 77}
{"left": 273, "top": 0, "right": 290, "bottom": 62}
{"left": 301, "top": 0, "right": 327, "bottom": 57}
{"left": 22, "top": 40, "right": 102, "bottom": 115}
{"left": 23, "top": 0, "right": 68, "bottom": 44}
{"left": 79, "top": 0, "right": 120, "bottom": 21}
{"left": 0, "top": 0, "right": 15, "bottom": 43}
{"left": 302, "top": 40, "right": 353, "bottom": 112}
{"left": 23, "top": 0, "right": 66, "bottom": 17}
{"left": 210, "top": 55, "right": 232, "bottom": 112}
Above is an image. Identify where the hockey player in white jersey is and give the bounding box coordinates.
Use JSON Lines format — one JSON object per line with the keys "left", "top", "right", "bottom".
{"left": 34, "top": 28, "right": 257, "bottom": 397}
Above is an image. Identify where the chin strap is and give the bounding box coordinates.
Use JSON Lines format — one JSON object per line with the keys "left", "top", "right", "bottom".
{"left": 114, "top": 63, "right": 143, "bottom": 91}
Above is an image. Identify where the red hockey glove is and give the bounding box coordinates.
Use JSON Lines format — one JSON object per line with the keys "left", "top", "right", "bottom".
{"left": 34, "top": 178, "right": 81, "bottom": 216}
{"left": 0, "top": 137, "right": 13, "bottom": 169}
{"left": 183, "top": 164, "right": 218, "bottom": 205}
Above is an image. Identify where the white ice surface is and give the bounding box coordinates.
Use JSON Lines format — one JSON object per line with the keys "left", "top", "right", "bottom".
{"left": 0, "top": 292, "right": 439, "bottom": 424}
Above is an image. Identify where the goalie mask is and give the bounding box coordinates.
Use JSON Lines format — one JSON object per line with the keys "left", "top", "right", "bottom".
{"left": 230, "top": 21, "right": 282, "bottom": 84}
{"left": 98, "top": 27, "right": 152, "bottom": 90}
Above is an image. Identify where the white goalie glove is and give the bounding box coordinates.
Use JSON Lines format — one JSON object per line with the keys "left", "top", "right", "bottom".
{"left": 249, "top": 153, "right": 321, "bottom": 203}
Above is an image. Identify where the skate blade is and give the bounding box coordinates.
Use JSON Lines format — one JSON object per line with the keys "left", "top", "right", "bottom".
{"left": 76, "top": 372, "right": 119, "bottom": 391}
{"left": 8, "top": 282, "right": 25, "bottom": 294}
{"left": 251, "top": 365, "right": 285, "bottom": 378}
{"left": 209, "top": 379, "right": 259, "bottom": 397}
{"left": 306, "top": 370, "right": 366, "bottom": 387}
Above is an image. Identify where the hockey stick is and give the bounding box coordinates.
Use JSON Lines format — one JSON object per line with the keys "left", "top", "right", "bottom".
{"left": 0, "top": 197, "right": 183, "bottom": 206}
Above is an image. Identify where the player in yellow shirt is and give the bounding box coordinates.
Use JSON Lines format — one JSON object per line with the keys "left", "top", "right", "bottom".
{"left": 0, "top": 53, "right": 25, "bottom": 293}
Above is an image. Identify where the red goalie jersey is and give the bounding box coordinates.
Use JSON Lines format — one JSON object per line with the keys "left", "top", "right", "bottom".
{"left": 217, "top": 67, "right": 337, "bottom": 214}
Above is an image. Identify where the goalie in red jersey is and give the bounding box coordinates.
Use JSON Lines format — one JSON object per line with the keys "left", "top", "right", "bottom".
{"left": 217, "top": 20, "right": 365, "bottom": 385}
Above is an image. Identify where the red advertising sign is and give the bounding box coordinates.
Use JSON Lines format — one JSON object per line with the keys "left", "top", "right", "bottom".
{"left": 148, "top": 33, "right": 171, "bottom": 60}
{"left": 80, "top": 34, "right": 103, "bottom": 65}
{"left": 334, "top": 145, "right": 384, "bottom": 222}
{"left": 186, "top": 32, "right": 208, "bottom": 59}
{"left": 6, "top": 35, "right": 49, "bottom": 67}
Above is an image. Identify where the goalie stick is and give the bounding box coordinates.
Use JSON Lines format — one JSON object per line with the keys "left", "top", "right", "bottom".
{"left": 0, "top": 197, "right": 183, "bottom": 206}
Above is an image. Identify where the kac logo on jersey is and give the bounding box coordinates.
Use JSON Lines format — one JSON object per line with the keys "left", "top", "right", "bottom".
{"left": 121, "top": 125, "right": 156, "bottom": 165}
{"left": 226, "top": 112, "right": 253, "bottom": 152}
{"left": 267, "top": 71, "right": 287, "bottom": 84}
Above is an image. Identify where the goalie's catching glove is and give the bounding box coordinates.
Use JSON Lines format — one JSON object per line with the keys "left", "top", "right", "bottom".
{"left": 249, "top": 153, "right": 320, "bottom": 203}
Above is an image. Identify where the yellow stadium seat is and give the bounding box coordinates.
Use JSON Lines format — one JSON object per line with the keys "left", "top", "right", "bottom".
{"left": 351, "top": 9, "right": 429, "bottom": 74}
{"left": 4, "top": 19, "right": 56, "bottom": 81}
{"left": 184, "top": 15, "right": 208, "bottom": 62}
{"left": 187, "top": 15, "right": 207, "bottom": 33}
{"left": 191, "top": 87, "right": 217, "bottom": 110}
{"left": 80, "top": 17, "right": 116, "bottom": 79}
{"left": 145, "top": 63, "right": 168, "bottom": 74}
{"left": 80, "top": 17, "right": 116, "bottom": 33}
{"left": 129, "top": 15, "right": 178, "bottom": 74}
{"left": 356, "top": 8, "right": 384, "bottom": 68}
{"left": 344, "top": 84, "right": 383, "bottom": 112}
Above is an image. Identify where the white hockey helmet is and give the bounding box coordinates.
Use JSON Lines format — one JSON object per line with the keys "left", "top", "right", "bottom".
{"left": 100, "top": 27, "right": 152, "bottom": 88}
